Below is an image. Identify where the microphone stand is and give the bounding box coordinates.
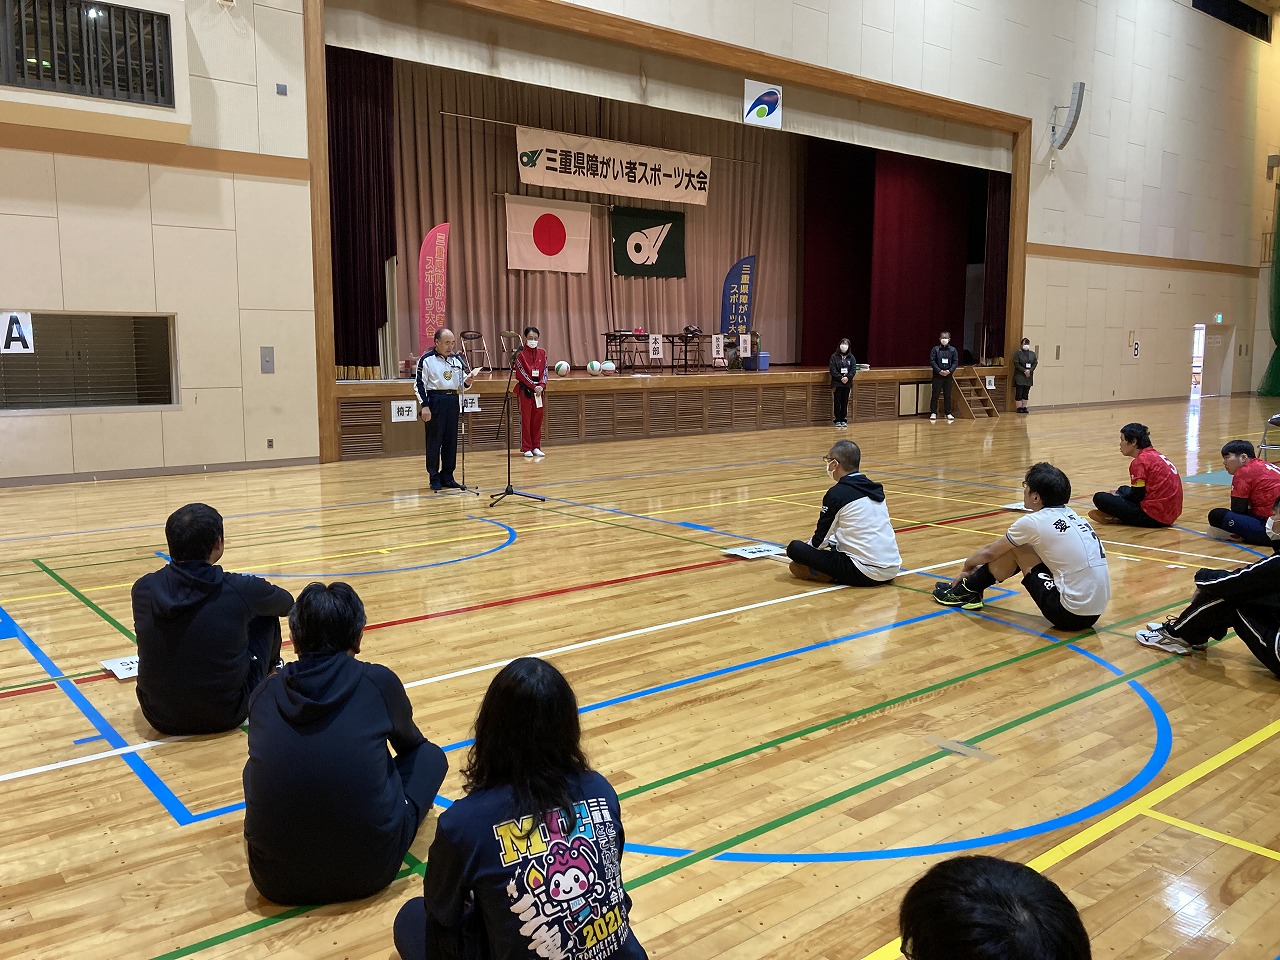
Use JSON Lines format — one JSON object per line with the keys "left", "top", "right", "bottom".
{"left": 453, "top": 352, "right": 480, "bottom": 497}
{"left": 489, "top": 346, "right": 546, "bottom": 508}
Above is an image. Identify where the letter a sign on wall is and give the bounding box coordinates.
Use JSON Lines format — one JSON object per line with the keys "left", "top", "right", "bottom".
{"left": 2, "top": 311, "right": 33, "bottom": 353}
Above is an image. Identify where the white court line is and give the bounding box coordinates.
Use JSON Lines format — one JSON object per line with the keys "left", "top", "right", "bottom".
{"left": 402, "top": 585, "right": 848, "bottom": 690}
{"left": 0, "top": 737, "right": 176, "bottom": 785}
{"left": 1098, "top": 539, "right": 1246, "bottom": 563}
{"left": 0, "top": 582, "right": 872, "bottom": 785}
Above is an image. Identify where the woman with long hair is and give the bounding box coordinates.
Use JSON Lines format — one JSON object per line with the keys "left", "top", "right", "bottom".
{"left": 393, "top": 657, "right": 647, "bottom": 960}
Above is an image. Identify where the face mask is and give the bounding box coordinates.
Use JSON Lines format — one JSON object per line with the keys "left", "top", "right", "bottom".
{"left": 526, "top": 339, "right": 538, "bottom": 349}
{"left": 1268, "top": 517, "right": 1279, "bottom": 540}
{"left": 825, "top": 461, "right": 836, "bottom": 480}
{"left": 839, "top": 345, "right": 848, "bottom": 353}
{"left": 941, "top": 339, "right": 950, "bottom": 346}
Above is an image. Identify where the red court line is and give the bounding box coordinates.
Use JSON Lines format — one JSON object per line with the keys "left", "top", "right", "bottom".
{"left": 0, "top": 672, "right": 114, "bottom": 701}
{"left": 364, "top": 557, "right": 740, "bottom": 633}
{"left": 894, "top": 509, "right": 1007, "bottom": 534}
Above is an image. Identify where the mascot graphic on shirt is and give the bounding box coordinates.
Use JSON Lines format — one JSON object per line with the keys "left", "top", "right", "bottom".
{"left": 495, "top": 799, "right": 629, "bottom": 960}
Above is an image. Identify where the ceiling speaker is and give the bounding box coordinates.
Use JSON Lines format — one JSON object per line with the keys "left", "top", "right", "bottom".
{"left": 1050, "top": 82, "right": 1086, "bottom": 150}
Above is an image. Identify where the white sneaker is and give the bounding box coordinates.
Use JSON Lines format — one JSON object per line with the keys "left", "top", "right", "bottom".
{"left": 946, "top": 414, "right": 955, "bottom": 421}
{"left": 533, "top": 448, "right": 545, "bottom": 457}
{"left": 1135, "top": 627, "right": 1192, "bottom": 656}
{"left": 523, "top": 451, "right": 534, "bottom": 458}
{"left": 929, "top": 414, "right": 937, "bottom": 421}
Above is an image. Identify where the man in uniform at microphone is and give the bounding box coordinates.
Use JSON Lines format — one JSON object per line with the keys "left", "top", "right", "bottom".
{"left": 414, "top": 328, "right": 473, "bottom": 491}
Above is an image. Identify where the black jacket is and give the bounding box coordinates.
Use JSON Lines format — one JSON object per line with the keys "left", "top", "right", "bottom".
{"left": 810, "top": 473, "right": 887, "bottom": 547}
{"left": 929, "top": 344, "right": 960, "bottom": 376}
{"left": 829, "top": 350, "right": 857, "bottom": 385}
{"left": 133, "top": 562, "right": 293, "bottom": 734}
{"left": 1195, "top": 553, "right": 1280, "bottom": 616}
{"left": 243, "top": 652, "right": 430, "bottom": 904}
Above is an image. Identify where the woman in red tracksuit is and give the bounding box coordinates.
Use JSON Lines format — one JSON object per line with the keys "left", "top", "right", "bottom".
{"left": 514, "top": 326, "right": 547, "bottom": 457}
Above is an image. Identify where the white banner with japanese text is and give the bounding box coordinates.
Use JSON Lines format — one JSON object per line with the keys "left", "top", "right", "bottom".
{"left": 516, "top": 126, "right": 710, "bottom": 206}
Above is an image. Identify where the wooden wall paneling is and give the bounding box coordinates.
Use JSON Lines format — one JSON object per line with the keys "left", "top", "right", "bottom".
{"left": 677, "top": 390, "right": 705, "bottom": 432}
{"left": 707, "top": 389, "right": 734, "bottom": 430}
{"left": 338, "top": 399, "right": 383, "bottom": 458}
{"left": 583, "top": 393, "right": 616, "bottom": 441}
{"left": 303, "top": 0, "right": 339, "bottom": 462}
{"left": 439, "top": 0, "right": 1027, "bottom": 134}
{"left": 615, "top": 390, "right": 645, "bottom": 438}
{"left": 647, "top": 391, "right": 678, "bottom": 436}
{"left": 733, "top": 387, "right": 761, "bottom": 429}
{"left": 1003, "top": 122, "right": 1031, "bottom": 413}
{"left": 544, "top": 392, "right": 583, "bottom": 443}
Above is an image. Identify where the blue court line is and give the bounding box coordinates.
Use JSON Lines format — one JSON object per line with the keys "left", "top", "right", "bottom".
{"left": 241, "top": 517, "right": 517, "bottom": 579}
{"left": 73, "top": 734, "right": 106, "bottom": 745}
{"left": 0, "top": 602, "right": 196, "bottom": 825}
{"left": 155, "top": 551, "right": 171, "bottom": 562}
{"left": 1171, "top": 524, "right": 1267, "bottom": 559}
{"left": 539, "top": 494, "right": 781, "bottom": 546}
{"left": 185, "top": 602, "right": 975, "bottom": 822}
{"left": 0, "top": 495, "right": 423, "bottom": 545}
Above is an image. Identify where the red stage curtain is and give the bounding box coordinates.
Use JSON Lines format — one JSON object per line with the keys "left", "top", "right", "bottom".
{"left": 982, "top": 171, "right": 1012, "bottom": 361}
{"left": 326, "top": 47, "right": 396, "bottom": 372}
{"left": 867, "top": 153, "right": 970, "bottom": 368}
{"left": 799, "top": 139, "right": 875, "bottom": 366}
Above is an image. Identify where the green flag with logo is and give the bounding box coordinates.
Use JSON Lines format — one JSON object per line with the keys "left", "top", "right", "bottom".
{"left": 610, "top": 207, "right": 686, "bottom": 278}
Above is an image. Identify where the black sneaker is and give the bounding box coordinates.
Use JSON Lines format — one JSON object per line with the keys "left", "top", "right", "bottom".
{"left": 933, "top": 580, "right": 984, "bottom": 610}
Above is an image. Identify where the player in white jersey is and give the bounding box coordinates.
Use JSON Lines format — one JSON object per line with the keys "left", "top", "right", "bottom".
{"left": 933, "top": 462, "right": 1111, "bottom": 631}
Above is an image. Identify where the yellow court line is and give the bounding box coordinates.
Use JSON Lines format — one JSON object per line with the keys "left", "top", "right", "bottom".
{"left": 1141, "top": 809, "right": 1280, "bottom": 862}
{"left": 859, "top": 714, "right": 1280, "bottom": 960}
{"left": 885, "top": 488, "right": 1010, "bottom": 509}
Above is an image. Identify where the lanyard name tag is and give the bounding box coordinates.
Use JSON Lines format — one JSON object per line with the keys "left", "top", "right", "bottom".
{"left": 941, "top": 358, "right": 949, "bottom": 365}
{"left": 840, "top": 368, "right": 848, "bottom": 375}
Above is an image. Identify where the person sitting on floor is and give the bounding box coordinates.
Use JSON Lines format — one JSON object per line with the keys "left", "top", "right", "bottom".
{"left": 133, "top": 502, "right": 294, "bottom": 736}
{"left": 393, "top": 657, "right": 647, "bottom": 960}
{"left": 1089, "top": 422, "right": 1183, "bottom": 528}
{"left": 1136, "top": 495, "right": 1280, "bottom": 676}
{"left": 899, "top": 855, "right": 1091, "bottom": 960}
{"left": 1206, "top": 439, "right": 1280, "bottom": 545}
{"left": 243, "top": 581, "right": 448, "bottom": 905}
{"left": 933, "top": 462, "right": 1110, "bottom": 631}
{"left": 785, "top": 439, "right": 901, "bottom": 587}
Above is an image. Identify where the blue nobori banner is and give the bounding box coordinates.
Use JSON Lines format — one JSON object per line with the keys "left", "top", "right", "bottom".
{"left": 516, "top": 126, "right": 711, "bottom": 206}
{"left": 720, "top": 256, "right": 757, "bottom": 335}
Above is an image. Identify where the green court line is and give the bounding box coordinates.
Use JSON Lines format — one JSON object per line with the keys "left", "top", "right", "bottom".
{"left": 518, "top": 502, "right": 726, "bottom": 549}
{"left": 140, "top": 598, "right": 1192, "bottom": 956}
{"left": 620, "top": 597, "right": 1189, "bottom": 802}
{"left": 16, "top": 515, "right": 482, "bottom": 577}
{"left": 151, "top": 859, "right": 426, "bottom": 960}
{"left": 0, "top": 668, "right": 101, "bottom": 694}
{"left": 624, "top": 638, "right": 1193, "bottom": 890}
{"left": 33, "top": 559, "right": 136, "bottom": 643}
{"left": 618, "top": 640, "right": 1068, "bottom": 801}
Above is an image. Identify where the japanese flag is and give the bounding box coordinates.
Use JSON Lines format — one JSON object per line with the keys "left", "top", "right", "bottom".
{"left": 505, "top": 195, "right": 592, "bottom": 273}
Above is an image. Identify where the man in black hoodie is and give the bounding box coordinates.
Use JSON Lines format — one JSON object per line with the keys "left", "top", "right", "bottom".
{"left": 133, "top": 503, "right": 294, "bottom": 735}
{"left": 243, "top": 581, "right": 448, "bottom": 905}
{"left": 785, "top": 440, "right": 902, "bottom": 587}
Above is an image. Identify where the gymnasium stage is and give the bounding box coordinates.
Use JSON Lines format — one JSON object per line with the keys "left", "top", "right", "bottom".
{"left": 334, "top": 365, "right": 1011, "bottom": 460}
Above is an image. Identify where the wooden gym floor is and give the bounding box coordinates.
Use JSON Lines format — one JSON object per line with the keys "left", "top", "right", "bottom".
{"left": 3, "top": 395, "right": 1280, "bottom": 959}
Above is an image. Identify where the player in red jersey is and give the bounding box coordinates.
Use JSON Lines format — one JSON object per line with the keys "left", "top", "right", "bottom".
{"left": 1089, "top": 423, "right": 1183, "bottom": 528}
{"left": 1207, "top": 440, "right": 1280, "bottom": 545}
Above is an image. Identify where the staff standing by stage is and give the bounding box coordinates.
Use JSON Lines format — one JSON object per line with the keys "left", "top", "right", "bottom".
{"left": 828, "top": 338, "right": 855, "bottom": 428}
{"left": 415, "top": 328, "right": 473, "bottom": 491}
{"left": 514, "top": 325, "right": 547, "bottom": 457}
{"left": 928, "top": 331, "right": 959, "bottom": 421}
{"left": 1013, "top": 338, "right": 1038, "bottom": 414}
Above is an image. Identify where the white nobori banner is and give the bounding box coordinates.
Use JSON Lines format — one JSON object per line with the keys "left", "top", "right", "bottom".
{"left": 516, "top": 126, "right": 711, "bottom": 206}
